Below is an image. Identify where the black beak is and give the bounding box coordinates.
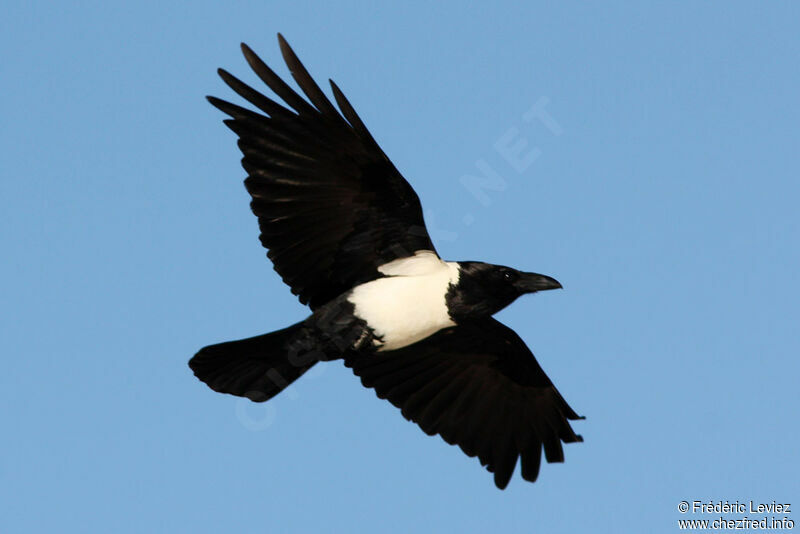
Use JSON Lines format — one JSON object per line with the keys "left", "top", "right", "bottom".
{"left": 516, "top": 272, "right": 562, "bottom": 293}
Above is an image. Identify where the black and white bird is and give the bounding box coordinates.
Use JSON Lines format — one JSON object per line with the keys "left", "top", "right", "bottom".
{"left": 190, "top": 34, "right": 583, "bottom": 489}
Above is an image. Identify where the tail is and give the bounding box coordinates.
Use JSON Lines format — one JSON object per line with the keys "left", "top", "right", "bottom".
{"left": 189, "top": 321, "right": 318, "bottom": 402}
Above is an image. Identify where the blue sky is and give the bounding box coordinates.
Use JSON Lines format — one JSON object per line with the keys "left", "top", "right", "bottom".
{"left": 2, "top": 2, "right": 798, "bottom": 533}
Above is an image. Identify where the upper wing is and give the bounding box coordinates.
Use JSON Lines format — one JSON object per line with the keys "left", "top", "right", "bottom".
{"left": 345, "top": 317, "right": 583, "bottom": 489}
{"left": 208, "top": 35, "right": 437, "bottom": 309}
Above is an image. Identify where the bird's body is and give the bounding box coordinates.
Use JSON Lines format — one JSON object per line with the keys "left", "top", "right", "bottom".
{"left": 190, "top": 35, "right": 583, "bottom": 489}
{"left": 349, "top": 251, "right": 458, "bottom": 351}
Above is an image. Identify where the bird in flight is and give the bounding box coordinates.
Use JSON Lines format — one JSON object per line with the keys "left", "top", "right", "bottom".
{"left": 190, "top": 34, "right": 583, "bottom": 489}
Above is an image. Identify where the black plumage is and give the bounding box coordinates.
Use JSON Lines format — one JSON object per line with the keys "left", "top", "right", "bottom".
{"left": 209, "top": 36, "right": 435, "bottom": 309}
{"left": 191, "top": 34, "right": 583, "bottom": 490}
{"left": 345, "top": 318, "right": 583, "bottom": 488}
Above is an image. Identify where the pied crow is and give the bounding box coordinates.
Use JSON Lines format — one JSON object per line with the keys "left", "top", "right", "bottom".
{"left": 190, "top": 34, "right": 583, "bottom": 489}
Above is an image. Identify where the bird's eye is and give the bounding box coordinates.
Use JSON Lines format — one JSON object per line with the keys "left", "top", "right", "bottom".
{"left": 503, "top": 270, "right": 516, "bottom": 282}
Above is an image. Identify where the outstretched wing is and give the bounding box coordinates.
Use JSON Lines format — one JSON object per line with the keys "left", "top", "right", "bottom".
{"left": 346, "top": 317, "right": 583, "bottom": 489}
{"left": 208, "top": 35, "right": 436, "bottom": 309}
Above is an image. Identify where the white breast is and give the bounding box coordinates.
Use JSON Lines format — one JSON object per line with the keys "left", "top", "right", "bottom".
{"left": 348, "top": 251, "right": 460, "bottom": 351}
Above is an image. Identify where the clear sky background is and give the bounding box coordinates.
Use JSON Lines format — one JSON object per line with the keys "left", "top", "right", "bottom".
{"left": 2, "top": 2, "right": 798, "bottom": 533}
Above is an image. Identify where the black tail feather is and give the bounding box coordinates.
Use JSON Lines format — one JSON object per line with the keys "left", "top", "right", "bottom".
{"left": 189, "top": 322, "right": 317, "bottom": 402}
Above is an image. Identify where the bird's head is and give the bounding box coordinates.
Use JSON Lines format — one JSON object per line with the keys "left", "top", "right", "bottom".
{"left": 446, "top": 262, "right": 562, "bottom": 321}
